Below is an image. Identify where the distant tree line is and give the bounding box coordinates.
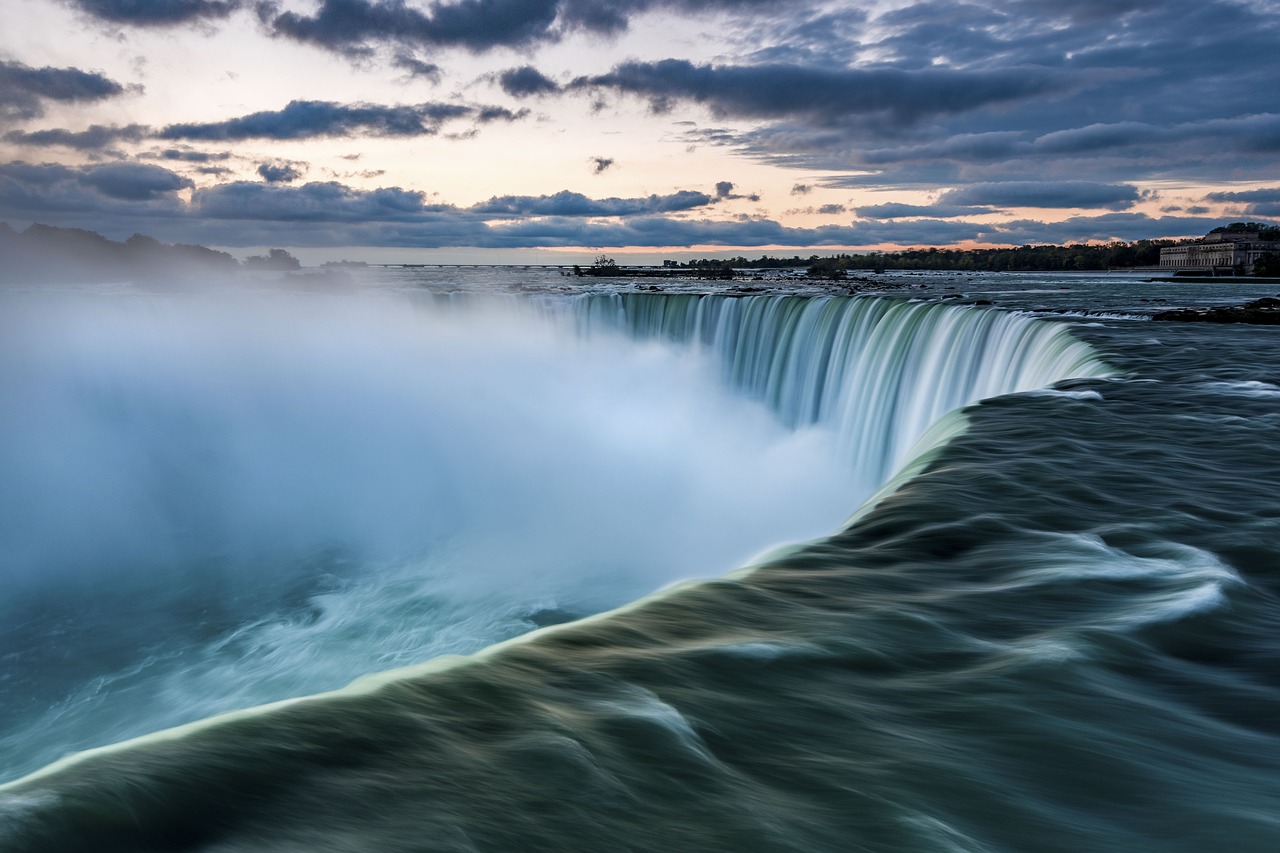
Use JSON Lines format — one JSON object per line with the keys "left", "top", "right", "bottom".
{"left": 680, "top": 223, "right": 1280, "bottom": 277}
{"left": 682, "top": 242, "right": 1182, "bottom": 275}
{"left": 0, "top": 222, "right": 303, "bottom": 283}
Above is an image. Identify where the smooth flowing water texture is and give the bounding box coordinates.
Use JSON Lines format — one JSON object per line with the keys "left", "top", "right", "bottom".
{"left": 0, "top": 286, "right": 865, "bottom": 779}
{"left": 0, "top": 286, "right": 1101, "bottom": 781}
{"left": 11, "top": 276, "right": 1275, "bottom": 853}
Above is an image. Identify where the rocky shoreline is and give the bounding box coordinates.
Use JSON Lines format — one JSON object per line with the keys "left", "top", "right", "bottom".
{"left": 1153, "top": 296, "right": 1280, "bottom": 325}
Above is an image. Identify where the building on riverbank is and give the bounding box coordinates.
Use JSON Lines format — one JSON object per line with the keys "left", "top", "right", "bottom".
{"left": 1159, "top": 231, "right": 1276, "bottom": 275}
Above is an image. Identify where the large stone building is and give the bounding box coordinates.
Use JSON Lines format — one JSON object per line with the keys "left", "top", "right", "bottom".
{"left": 1160, "top": 231, "right": 1277, "bottom": 274}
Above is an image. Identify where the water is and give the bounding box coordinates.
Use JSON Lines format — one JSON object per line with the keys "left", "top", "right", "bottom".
{"left": 2, "top": 269, "right": 1279, "bottom": 852}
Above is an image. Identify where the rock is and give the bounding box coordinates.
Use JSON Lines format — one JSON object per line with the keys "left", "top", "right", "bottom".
{"left": 1153, "top": 304, "right": 1280, "bottom": 324}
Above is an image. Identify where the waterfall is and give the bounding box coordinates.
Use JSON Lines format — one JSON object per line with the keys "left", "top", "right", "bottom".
{"left": 542, "top": 292, "right": 1111, "bottom": 494}
{"left": 0, "top": 285, "right": 1113, "bottom": 791}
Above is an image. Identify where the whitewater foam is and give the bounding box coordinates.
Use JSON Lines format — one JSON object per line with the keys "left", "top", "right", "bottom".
{"left": 0, "top": 286, "right": 1115, "bottom": 787}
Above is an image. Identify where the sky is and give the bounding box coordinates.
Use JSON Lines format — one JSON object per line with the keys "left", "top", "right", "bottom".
{"left": 1, "top": 0, "right": 1279, "bottom": 263}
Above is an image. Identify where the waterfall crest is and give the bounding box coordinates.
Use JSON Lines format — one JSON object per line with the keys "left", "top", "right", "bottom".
{"left": 546, "top": 292, "right": 1112, "bottom": 494}
{"left": 0, "top": 287, "right": 1113, "bottom": 794}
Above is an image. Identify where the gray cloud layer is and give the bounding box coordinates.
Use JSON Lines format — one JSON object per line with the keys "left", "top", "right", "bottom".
{"left": 9, "top": 0, "right": 1280, "bottom": 250}
{"left": 0, "top": 60, "right": 126, "bottom": 120}
{"left": 72, "top": 0, "right": 240, "bottom": 25}
{"left": 570, "top": 60, "right": 1063, "bottom": 124}
{"left": 159, "top": 100, "right": 490, "bottom": 140}
{"left": 938, "top": 182, "right": 1141, "bottom": 211}
{"left": 471, "top": 189, "right": 712, "bottom": 216}
{"left": 253, "top": 0, "right": 788, "bottom": 55}
{"left": 1, "top": 163, "right": 1240, "bottom": 251}
{"left": 3, "top": 123, "right": 149, "bottom": 149}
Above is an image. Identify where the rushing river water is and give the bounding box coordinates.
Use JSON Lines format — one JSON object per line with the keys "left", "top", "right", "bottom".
{"left": 2, "top": 268, "right": 1279, "bottom": 852}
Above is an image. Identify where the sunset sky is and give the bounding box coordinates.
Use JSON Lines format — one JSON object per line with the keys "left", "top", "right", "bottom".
{"left": 2, "top": 0, "right": 1278, "bottom": 263}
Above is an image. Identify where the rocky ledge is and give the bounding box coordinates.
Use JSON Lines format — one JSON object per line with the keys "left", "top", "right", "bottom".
{"left": 1153, "top": 296, "right": 1280, "bottom": 325}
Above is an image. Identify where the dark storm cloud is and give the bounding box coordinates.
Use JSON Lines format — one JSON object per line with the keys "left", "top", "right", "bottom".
{"left": 498, "top": 66, "right": 561, "bottom": 98}
{"left": 470, "top": 189, "right": 712, "bottom": 216}
{"left": 0, "top": 61, "right": 126, "bottom": 120}
{"left": 938, "top": 182, "right": 1141, "bottom": 211}
{"left": 3, "top": 124, "right": 149, "bottom": 150}
{"left": 573, "top": 60, "right": 1063, "bottom": 124}
{"left": 158, "top": 99, "right": 512, "bottom": 140}
{"left": 70, "top": 0, "right": 240, "bottom": 25}
{"left": 257, "top": 162, "right": 304, "bottom": 183}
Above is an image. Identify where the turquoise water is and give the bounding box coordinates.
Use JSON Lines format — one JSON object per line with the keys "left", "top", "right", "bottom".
{"left": 2, "top": 270, "right": 1278, "bottom": 852}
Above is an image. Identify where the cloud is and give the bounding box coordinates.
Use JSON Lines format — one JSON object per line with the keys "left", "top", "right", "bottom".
{"left": 499, "top": 66, "right": 561, "bottom": 97}
{"left": 1204, "top": 188, "right": 1280, "bottom": 204}
{"left": 1205, "top": 187, "right": 1280, "bottom": 218}
{"left": 854, "top": 202, "right": 991, "bottom": 220}
{"left": 714, "top": 181, "right": 759, "bottom": 202}
{"left": 679, "top": 0, "right": 1280, "bottom": 188}
{"left": 938, "top": 181, "right": 1141, "bottom": 210}
{"left": 476, "top": 106, "right": 529, "bottom": 123}
{"left": 590, "top": 156, "right": 614, "bottom": 174}
{"left": 469, "top": 189, "right": 713, "bottom": 216}
{"left": 0, "top": 160, "right": 192, "bottom": 214}
{"left": 80, "top": 162, "right": 194, "bottom": 200}
{"left": 2, "top": 124, "right": 149, "bottom": 150}
{"left": 573, "top": 59, "right": 1065, "bottom": 124}
{"left": 392, "top": 54, "right": 442, "bottom": 81}
{"left": 6, "top": 164, "right": 1254, "bottom": 251}
{"left": 70, "top": 0, "right": 240, "bottom": 25}
{"left": 816, "top": 203, "right": 846, "bottom": 215}
{"left": 256, "top": 0, "right": 794, "bottom": 56}
{"left": 0, "top": 60, "right": 126, "bottom": 120}
{"left": 980, "top": 213, "right": 1234, "bottom": 245}
{"left": 152, "top": 148, "right": 233, "bottom": 163}
{"left": 158, "top": 99, "right": 513, "bottom": 140}
{"left": 258, "top": 162, "right": 304, "bottom": 183}
{"left": 187, "top": 180, "right": 449, "bottom": 221}
{"left": 790, "top": 184, "right": 812, "bottom": 195}
{"left": 260, "top": 0, "right": 563, "bottom": 55}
